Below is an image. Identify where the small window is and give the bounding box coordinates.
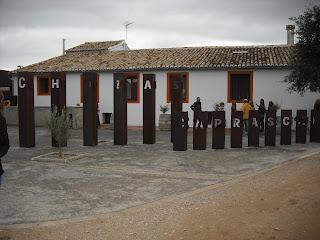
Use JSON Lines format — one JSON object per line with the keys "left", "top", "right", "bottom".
{"left": 167, "top": 72, "right": 189, "bottom": 103}
{"left": 228, "top": 71, "right": 253, "bottom": 103}
{"left": 37, "top": 77, "right": 50, "bottom": 96}
{"left": 125, "top": 73, "right": 140, "bottom": 103}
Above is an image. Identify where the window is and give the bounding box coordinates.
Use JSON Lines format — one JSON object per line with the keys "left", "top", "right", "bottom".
{"left": 125, "top": 73, "right": 140, "bottom": 103}
{"left": 167, "top": 72, "right": 189, "bottom": 103}
{"left": 228, "top": 71, "right": 253, "bottom": 103}
{"left": 37, "top": 77, "right": 51, "bottom": 96}
{"left": 80, "top": 74, "right": 100, "bottom": 103}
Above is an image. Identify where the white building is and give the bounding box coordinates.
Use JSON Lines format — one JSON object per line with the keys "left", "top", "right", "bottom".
{"left": 18, "top": 32, "right": 319, "bottom": 127}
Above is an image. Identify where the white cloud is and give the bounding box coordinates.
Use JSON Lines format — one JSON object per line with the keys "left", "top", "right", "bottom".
{"left": 0, "top": 0, "right": 317, "bottom": 70}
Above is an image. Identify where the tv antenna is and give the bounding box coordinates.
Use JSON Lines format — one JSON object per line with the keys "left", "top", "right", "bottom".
{"left": 124, "top": 21, "right": 134, "bottom": 43}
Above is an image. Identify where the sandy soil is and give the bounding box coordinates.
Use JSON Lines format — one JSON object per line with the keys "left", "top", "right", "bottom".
{"left": 1, "top": 153, "right": 320, "bottom": 240}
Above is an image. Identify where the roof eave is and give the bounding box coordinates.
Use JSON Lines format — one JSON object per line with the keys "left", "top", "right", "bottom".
{"left": 23, "top": 65, "right": 293, "bottom": 74}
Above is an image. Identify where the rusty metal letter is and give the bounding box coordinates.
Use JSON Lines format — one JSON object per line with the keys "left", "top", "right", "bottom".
{"left": 280, "top": 110, "right": 292, "bottom": 145}
{"left": 143, "top": 74, "right": 156, "bottom": 144}
{"left": 193, "top": 111, "right": 208, "bottom": 150}
{"left": 114, "top": 73, "right": 127, "bottom": 145}
{"left": 310, "top": 110, "right": 320, "bottom": 143}
{"left": 173, "top": 112, "right": 188, "bottom": 151}
{"left": 212, "top": 111, "right": 225, "bottom": 149}
{"left": 170, "top": 74, "right": 183, "bottom": 142}
{"left": 83, "top": 72, "right": 98, "bottom": 146}
{"left": 51, "top": 72, "right": 66, "bottom": 147}
{"left": 265, "top": 110, "right": 276, "bottom": 146}
{"left": 231, "top": 111, "right": 243, "bottom": 148}
{"left": 295, "top": 110, "right": 307, "bottom": 144}
{"left": 18, "top": 72, "right": 35, "bottom": 147}
{"left": 248, "top": 110, "right": 259, "bottom": 147}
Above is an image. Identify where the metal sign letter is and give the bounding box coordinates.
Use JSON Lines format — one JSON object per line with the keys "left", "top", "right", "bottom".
{"left": 144, "top": 80, "right": 152, "bottom": 90}
{"left": 52, "top": 79, "right": 60, "bottom": 89}
{"left": 18, "top": 77, "right": 26, "bottom": 89}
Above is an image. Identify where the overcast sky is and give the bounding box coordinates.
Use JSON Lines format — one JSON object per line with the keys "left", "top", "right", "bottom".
{"left": 0, "top": 0, "right": 317, "bottom": 70}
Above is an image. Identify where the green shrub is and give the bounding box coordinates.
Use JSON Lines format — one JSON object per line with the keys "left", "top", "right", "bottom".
{"left": 47, "top": 106, "right": 70, "bottom": 158}
{"left": 160, "top": 105, "right": 170, "bottom": 114}
{"left": 213, "top": 102, "right": 225, "bottom": 111}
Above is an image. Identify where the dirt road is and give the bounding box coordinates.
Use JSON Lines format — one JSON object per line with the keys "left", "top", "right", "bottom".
{"left": 1, "top": 153, "right": 320, "bottom": 240}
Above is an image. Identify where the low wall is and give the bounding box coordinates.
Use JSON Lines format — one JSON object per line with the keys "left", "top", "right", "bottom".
{"left": 67, "top": 107, "right": 83, "bottom": 129}
{"left": 3, "top": 106, "right": 83, "bottom": 129}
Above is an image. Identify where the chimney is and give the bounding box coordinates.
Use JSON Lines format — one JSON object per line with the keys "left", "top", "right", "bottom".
{"left": 286, "top": 25, "right": 295, "bottom": 45}
{"left": 62, "top": 38, "right": 66, "bottom": 55}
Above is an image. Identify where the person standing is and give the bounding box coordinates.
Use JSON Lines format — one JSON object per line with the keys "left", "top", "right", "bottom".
{"left": 190, "top": 97, "right": 202, "bottom": 112}
{"left": 96, "top": 103, "right": 101, "bottom": 127}
{"left": 190, "top": 97, "right": 202, "bottom": 127}
{"left": 0, "top": 91, "right": 10, "bottom": 186}
{"left": 231, "top": 102, "right": 236, "bottom": 113}
{"left": 256, "top": 98, "right": 266, "bottom": 132}
{"left": 249, "top": 100, "right": 255, "bottom": 110}
{"left": 314, "top": 99, "right": 320, "bottom": 110}
{"left": 241, "top": 99, "right": 252, "bottom": 133}
{"left": 267, "top": 101, "right": 274, "bottom": 111}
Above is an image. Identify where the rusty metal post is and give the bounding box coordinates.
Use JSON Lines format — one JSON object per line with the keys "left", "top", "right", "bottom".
{"left": 212, "top": 111, "right": 225, "bottom": 149}
{"left": 265, "top": 110, "right": 276, "bottom": 146}
{"left": 143, "top": 74, "right": 156, "bottom": 144}
{"left": 231, "top": 111, "right": 243, "bottom": 148}
{"left": 173, "top": 111, "right": 188, "bottom": 151}
{"left": 170, "top": 75, "right": 183, "bottom": 143}
{"left": 280, "top": 110, "right": 292, "bottom": 145}
{"left": 310, "top": 110, "right": 320, "bottom": 143}
{"left": 295, "top": 110, "right": 307, "bottom": 144}
{"left": 193, "top": 111, "right": 208, "bottom": 150}
{"left": 114, "top": 73, "right": 127, "bottom": 145}
{"left": 248, "top": 110, "right": 259, "bottom": 147}
{"left": 83, "top": 72, "right": 98, "bottom": 146}
{"left": 170, "top": 75, "right": 183, "bottom": 142}
{"left": 170, "top": 74, "right": 182, "bottom": 142}
{"left": 51, "top": 72, "right": 66, "bottom": 147}
{"left": 18, "top": 72, "right": 35, "bottom": 148}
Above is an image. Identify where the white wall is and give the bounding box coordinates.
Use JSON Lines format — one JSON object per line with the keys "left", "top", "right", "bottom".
{"left": 12, "top": 75, "right": 18, "bottom": 96}
{"left": 98, "top": 73, "right": 113, "bottom": 118}
{"left": 34, "top": 73, "right": 82, "bottom": 107}
{"left": 66, "top": 73, "right": 82, "bottom": 107}
{"left": 187, "top": 71, "right": 228, "bottom": 125}
{"left": 32, "top": 69, "right": 319, "bottom": 127}
{"left": 34, "top": 75, "right": 50, "bottom": 106}
{"left": 149, "top": 71, "right": 167, "bottom": 127}
{"left": 186, "top": 69, "right": 319, "bottom": 127}
{"left": 254, "top": 69, "right": 318, "bottom": 113}
{"left": 109, "top": 42, "right": 130, "bottom": 51}
{"left": 99, "top": 71, "right": 167, "bottom": 126}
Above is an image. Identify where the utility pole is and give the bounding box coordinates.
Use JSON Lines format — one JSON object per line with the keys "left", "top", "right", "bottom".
{"left": 124, "top": 21, "right": 134, "bottom": 43}
{"left": 62, "top": 38, "right": 66, "bottom": 55}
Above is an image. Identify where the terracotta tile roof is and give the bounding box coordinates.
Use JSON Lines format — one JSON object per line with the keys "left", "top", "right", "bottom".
{"left": 65, "top": 40, "right": 124, "bottom": 53}
{"left": 21, "top": 44, "right": 294, "bottom": 73}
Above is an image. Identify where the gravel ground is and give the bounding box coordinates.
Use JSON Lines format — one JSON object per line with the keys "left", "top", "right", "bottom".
{"left": 1, "top": 153, "right": 319, "bottom": 240}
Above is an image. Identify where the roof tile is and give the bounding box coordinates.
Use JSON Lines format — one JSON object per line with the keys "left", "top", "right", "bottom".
{"left": 21, "top": 44, "right": 295, "bottom": 73}
{"left": 65, "top": 40, "right": 124, "bottom": 53}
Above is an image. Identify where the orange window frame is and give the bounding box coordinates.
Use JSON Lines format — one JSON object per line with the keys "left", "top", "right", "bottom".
{"left": 227, "top": 70, "right": 253, "bottom": 103}
{"left": 125, "top": 72, "right": 140, "bottom": 103}
{"left": 37, "top": 76, "right": 51, "bottom": 96}
{"left": 166, "top": 72, "right": 189, "bottom": 103}
{"left": 80, "top": 73, "right": 100, "bottom": 103}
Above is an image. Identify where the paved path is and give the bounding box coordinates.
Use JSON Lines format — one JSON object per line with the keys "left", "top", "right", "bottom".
{"left": 1, "top": 127, "right": 320, "bottom": 225}
{"left": 1, "top": 152, "right": 319, "bottom": 240}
